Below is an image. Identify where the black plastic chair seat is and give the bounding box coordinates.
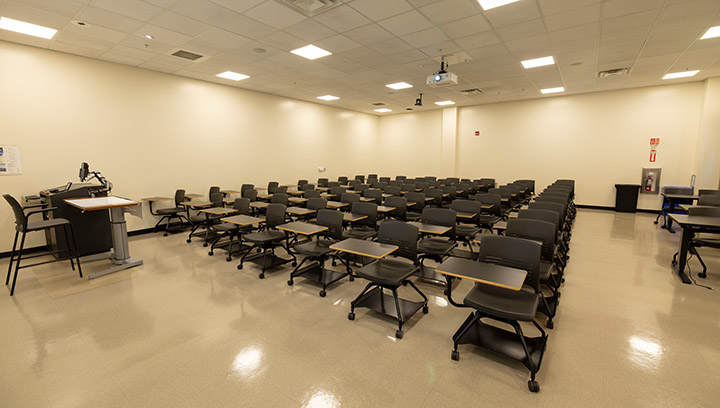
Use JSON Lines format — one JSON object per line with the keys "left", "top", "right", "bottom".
{"left": 244, "top": 230, "right": 285, "bottom": 244}
{"left": 456, "top": 224, "right": 481, "bottom": 237}
{"left": 406, "top": 212, "right": 422, "bottom": 221}
{"left": 343, "top": 228, "right": 377, "bottom": 240}
{"left": 539, "top": 261, "right": 554, "bottom": 280}
{"left": 294, "top": 239, "right": 337, "bottom": 257}
{"left": 356, "top": 258, "right": 419, "bottom": 286}
{"left": 213, "top": 223, "right": 238, "bottom": 232}
{"left": 26, "top": 218, "right": 70, "bottom": 232}
{"left": 479, "top": 215, "right": 501, "bottom": 225}
{"left": 156, "top": 207, "right": 183, "bottom": 215}
{"left": 694, "top": 238, "right": 720, "bottom": 247}
{"left": 464, "top": 285, "right": 540, "bottom": 321}
{"left": 417, "top": 237, "right": 457, "bottom": 254}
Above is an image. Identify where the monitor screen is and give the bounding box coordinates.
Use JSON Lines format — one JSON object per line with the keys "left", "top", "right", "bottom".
{"left": 79, "top": 162, "right": 89, "bottom": 181}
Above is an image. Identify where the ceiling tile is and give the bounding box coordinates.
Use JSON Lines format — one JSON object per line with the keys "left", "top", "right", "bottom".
{"left": 344, "top": 23, "right": 394, "bottom": 45}
{"left": 454, "top": 30, "right": 501, "bottom": 49}
{"left": 314, "top": 34, "right": 362, "bottom": 53}
{"left": 216, "top": 14, "right": 277, "bottom": 39}
{"left": 11, "top": 0, "right": 84, "bottom": 16}
{"left": 151, "top": 11, "right": 211, "bottom": 37}
{"left": 439, "top": 14, "right": 492, "bottom": 39}
{"left": 601, "top": 9, "right": 660, "bottom": 34}
{"left": 378, "top": 10, "right": 433, "bottom": 37}
{"left": 66, "top": 21, "right": 128, "bottom": 43}
{"left": 74, "top": 6, "right": 146, "bottom": 33}
{"left": 283, "top": 19, "right": 336, "bottom": 43}
{"left": 400, "top": 26, "right": 448, "bottom": 48}
{"left": 0, "top": 1, "right": 72, "bottom": 28}
{"left": 495, "top": 18, "right": 546, "bottom": 42}
{"left": 549, "top": 22, "right": 599, "bottom": 44}
{"left": 99, "top": 52, "right": 144, "bottom": 66}
{"left": 418, "top": 0, "right": 480, "bottom": 26}
{"left": 544, "top": 3, "right": 601, "bottom": 31}
{"left": 171, "top": 0, "right": 238, "bottom": 26}
{"left": 90, "top": 0, "right": 162, "bottom": 22}
{"left": 51, "top": 40, "right": 106, "bottom": 58}
{"left": 312, "top": 5, "right": 371, "bottom": 32}
{"left": 481, "top": 0, "right": 541, "bottom": 28}
{"left": 209, "top": 0, "right": 265, "bottom": 14}
{"left": 602, "top": 0, "right": 665, "bottom": 19}
{"left": 244, "top": 1, "right": 306, "bottom": 30}
{"left": 368, "top": 37, "right": 414, "bottom": 55}
{"left": 134, "top": 24, "right": 193, "bottom": 46}
{"left": 184, "top": 27, "right": 251, "bottom": 55}
{"left": 259, "top": 30, "right": 308, "bottom": 51}
{"left": 539, "top": 0, "right": 601, "bottom": 15}
{"left": 349, "top": 0, "right": 413, "bottom": 21}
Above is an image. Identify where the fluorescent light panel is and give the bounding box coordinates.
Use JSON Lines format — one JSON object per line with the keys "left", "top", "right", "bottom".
{"left": 701, "top": 26, "right": 720, "bottom": 40}
{"left": 386, "top": 82, "right": 412, "bottom": 90}
{"left": 663, "top": 70, "right": 699, "bottom": 80}
{"left": 435, "top": 101, "right": 455, "bottom": 106}
{"left": 0, "top": 17, "right": 56, "bottom": 39}
{"left": 541, "top": 87, "right": 564, "bottom": 94}
{"left": 374, "top": 108, "right": 391, "bottom": 113}
{"left": 216, "top": 71, "right": 249, "bottom": 81}
{"left": 521, "top": 56, "right": 555, "bottom": 69}
{"left": 317, "top": 95, "right": 339, "bottom": 101}
{"left": 477, "top": 0, "right": 520, "bottom": 11}
{"left": 291, "top": 44, "right": 332, "bottom": 60}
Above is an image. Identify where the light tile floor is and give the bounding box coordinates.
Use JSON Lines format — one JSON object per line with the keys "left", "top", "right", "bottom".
{"left": 1, "top": 210, "right": 719, "bottom": 407}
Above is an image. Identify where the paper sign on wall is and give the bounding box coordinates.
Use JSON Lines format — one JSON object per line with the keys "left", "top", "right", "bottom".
{"left": 0, "top": 145, "right": 23, "bottom": 175}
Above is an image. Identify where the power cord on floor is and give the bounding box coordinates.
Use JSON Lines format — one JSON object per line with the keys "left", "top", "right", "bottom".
{"left": 686, "top": 253, "right": 713, "bottom": 290}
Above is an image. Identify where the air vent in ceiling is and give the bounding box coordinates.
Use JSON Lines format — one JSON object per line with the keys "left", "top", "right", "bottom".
{"left": 597, "top": 67, "right": 630, "bottom": 78}
{"left": 460, "top": 88, "right": 484, "bottom": 95}
{"left": 171, "top": 49, "right": 204, "bottom": 61}
{"left": 370, "top": 102, "right": 387, "bottom": 106}
{"left": 275, "top": 0, "right": 354, "bottom": 17}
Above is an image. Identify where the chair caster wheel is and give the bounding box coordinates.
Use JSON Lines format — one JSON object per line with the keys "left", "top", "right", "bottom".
{"left": 332, "top": 261, "right": 337, "bottom": 266}
{"left": 451, "top": 350, "right": 459, "bottom": 361}
{"left": 203, "top": 243, "right": 208, "bottom": 247}
{"left": 164, "top": 233, "right": 169, "bottom": 237}
{"left": 349, "top": 276, "right": 355, "bottom": 282}
{"left": 462, "top": 242, "right": 467, "bottom": 247}
{"left": 319, "top": 290, "right": 326, "bottom": 297}
{"left": 561, "top": 278, "right": 565, "bottom": 283}
{"left": 653, "top": 221, "right": 659, "bottom": 224}
{"left": 186, "top": 239, "right": 191, "bottom": 243}
{"left": 422, "top": 305, "right": 429, "bottom": 314}
{"left": 443, "top": 289, "right": 449, "bottom": 296}
{"left": 699, "top": 273, "right": 707, "bottom": 278}
{"left": 292, "top": 261, "right": 297, "bottom": 267}
{"left": 256, "top": 248, "right": 261, "bottom": 253}
{"left": 237, "top": 264, "right": 243, "bottom": 270}
{"left": 395, "top": 330, "right": 403, "bottom": 339}
{"left": 671, "top": 260, "right": 677, "bottom": 266}
{"left": 208, "top": 251, "right": 214, "bottom": 256}
{"left": 348, "top": 312, "right": 355, "bottom": 320}
{"left": 546, "top": 320, "right": 554, "bottom": 329}
{"left": 528, "top": 380, "right": 540, "bottom": 392}
{"left": 287, "top": 279, "right": 293, "bottom": 286}
{"left": 226, "top": 257, "right": 232, "bottom": 262}
{"left": 258, "top": 273, "right": 265, "bottom": 279}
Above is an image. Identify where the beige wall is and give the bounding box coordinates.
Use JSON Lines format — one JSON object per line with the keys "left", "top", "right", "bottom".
{"left": 376, "top": 109, "right": 443, "bottom": 178}
{"left": 0, "top": 41, "right": 379, "bottom": 251}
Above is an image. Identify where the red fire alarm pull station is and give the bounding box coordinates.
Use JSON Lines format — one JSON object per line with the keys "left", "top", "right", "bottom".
{"left": 474, "top": 131, "right": 480, "bottom": 136}
{"left": 649, "top": 150, "right": 657, "bottom": 162}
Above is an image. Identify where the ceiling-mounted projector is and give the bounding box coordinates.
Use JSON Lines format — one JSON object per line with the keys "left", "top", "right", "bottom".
{"left": 426, "top": 55, "right": 458, "bottom": 87}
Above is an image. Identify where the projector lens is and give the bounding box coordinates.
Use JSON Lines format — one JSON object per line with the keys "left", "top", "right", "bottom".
{"left": 434, "top": 75, "right": 441, "bottom": 82}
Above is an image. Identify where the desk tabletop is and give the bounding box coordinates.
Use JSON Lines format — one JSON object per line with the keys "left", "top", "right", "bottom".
{"left": 492, "top": 221, "right": 507, "bottom": 231}
{"left": 316, "top": 186, "right": 330, "bottom": 191}
{"left": 669, "top": 214, "right": 720, "bottom": 228}
{"left": 377, "top": 205, "right": 396, "bottom": 213}
{"left": 220, "top": 214, "right": 265, "bottom": 226}
{"left": 277, "top": 222, "right": 328, "bottom": 235}
{"left": 200, "top": 207, "right": 237, "bottom": 215}
{"left": 185, "top": 193, "right": 203, "bottom": 198}
{"left": 663, "top": 193, "right": 700, "bottom": 200}
{"left": 435, "top": 257, "right": 527, "bottom": 291}
{"left": 677, "top": 204, "right": 720, "bottom": 212}
{"left": 287, "top": 207, "right": 315, "bottom": 216}
{"left": 344, "top": 213, "right": 368, "bottom": 222}
{"left": 359, "top": 197, "right": 375, "bottom": 202}
{"left": 289, "top": 197, "right": 309, "bottom": 203}
{"left": 327, "top": 201, "right": 349, "bottom": 208}
{"left": 257, "top": 193, "right": 273, "bottom": 200}
{"left": 250, "top": 201, "right": 269, "bottom": 209}
{"left": 180, "top": 201, "right": 212, "bottom": 208}
{"left": 382, "top": 193, "right": 393, "bottom": 198}
{"left": 407, "top": 221, "right": 451, "bottom": 235}
{"left": 64, "top": 197, "right": 140, "bottom": 211}
{"left": 220, "top": 189, "right": 241, "bottom": 194}
{"left": 142, "top": 196, "right": 172, "bottom": 202}
{"left": 456, "top": 211, "right": 477, "bottom": 219}
{"left": 330, "top": 238, "right": 397, "bottom": 259}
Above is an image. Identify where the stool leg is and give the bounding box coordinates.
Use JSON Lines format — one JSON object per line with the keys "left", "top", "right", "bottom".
{"left": 60, "top": 225, "right": 75, "bottom": 271}
{"left": 67, "top": 224, "right": 83, "bottom": 278}
{"left": 6, "top": 231, "right": 19, "bottom": 285}
{"left": 10, "top": 233, "right": 27, "bottom": 296}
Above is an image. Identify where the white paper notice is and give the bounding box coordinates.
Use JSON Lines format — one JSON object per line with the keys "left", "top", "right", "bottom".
{"left": 0, "top": 146, "right": 22, "bottom": 175}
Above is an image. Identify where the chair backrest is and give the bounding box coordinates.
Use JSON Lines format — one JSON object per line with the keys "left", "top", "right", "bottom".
{"left": 348, "top": 180, "right": 361, "bottom": 189}
{"left": 330, "top": 186, "right": 346, "bottom": 196}
{"left": 317, "top": 178, "right": 329, "bottom": 187}
{"left": 698, "top": 194, "right": 720, "bottom": 206}
{"left": 515, "top": 179, "right": 535, "bottom": 194}
{"left": 174, "top": 189, "right": 186, "bottom": 206}
{"left": 384, "top": 185, "right": 401, "bottom": 196}
{"left": 477, "top": 235, "right": 541, "bottom": 292}
{"left": 364, "top": 188, "right": 383, "bottom": 204}
{"left": 210, "top": 192, "right": 224, "bottom": 207}
{"left": 506, "top": 218, "right": 556, "bottom": 262}
{"left": 377, "top": 221, "right": 418, "bottom": 262}
{"left": 242, "top": 189, "right": 258, "bottom": 201}
{"left": 396, "top": 175, "right": 407, "bottom": 181}
{"left": 473, "top": 193, "right": 502, "bottom": 216}
{"left": 441, "top": 185, "right": 456, "bottom": 200}
{"left": 699, "top": 189, "right": 720, "bottom": 197}
{"left": 518, "top": 209, "right": 560, "bottom": 236}
{"left": 301, "top": 183, "right": 315, "bottom": 191}
{"left": 241, "top": 184, "right": 254, "bottom": 192}
{"left": 232, "top": 198, "right": 251, "bottom": 215}
{"left": 304, "top": 190, "right": 321, "bottom": 198}
{"left": 401, "top": 183, "right": 416, "bottom": 192}
{"left": 209, "top": 186, "right": 221, "bottom": 198}
{"left": 405, "top": 192, "right": 425, "bottom": 212}
{"left": 268, "top": 181, "right": 279, "bottom": 190}
{"left": 424, "top": 188, "right": 443, "bottom": 207}
{"left": 337, "top": 176, "right": 348, "bottom": 184}
{"left": 415, "top": 181, "right": 429, "bottom": 190}
{"left": 350, "top": 202, "right": 378, "bottom": 229}
{"left": 356, "top": 184, "right": 370, "bottom": 193}
{"left": 450, "top": 199, "right": 482, "bottom": 223}
{"left": 307, "top": 197, "right": 327, "bottom": 211}
{"left": 3, "top": 194, "right": 26, "bottom": 231}
{"left": 529, "top": 201, "right": 566, "bottom": 222}
{"left": 316, "top": 209, "right": 344, "bottom": 240}
{"left": 688, "top": 207, "right": 720, "bottom": 217}
{"left": 384, "top": 196, "right": 407, "bottom": 220}
{"left": 298, "top": 179, "right": 308, "bottom": 186}
{"left": 663, "top": 186, "right": 694, "bottom": 195}
{"left": 456, "top": 183, "right": 471, "bottom": 196}
{"left": 341, "top": 192, "right": 360, "bottom": 205}
{"left": 379, "top": 177, "right": 390, "bottom": 184}
{"left": 488, "top": 187, "right": 510, "bottom": 201}
{"left": 328, "top": 181, "right": 341, "bottom": 188}
{"left": 478, "top": 178, "right": 495, "bottom": 189}
{"left": 354, "top": 175, "right": 365, "bottom": 182}
{"left": 421, "top": 207, "right": 456, "bottom": 238}
{"left": 271, "top": 193, "right": 289, "bottom": 206}
{"left": 265, "top": 204, "right": 286, "bottom": 228}
{"left": 269, "top": 186, "right": 287, "bottom": 194}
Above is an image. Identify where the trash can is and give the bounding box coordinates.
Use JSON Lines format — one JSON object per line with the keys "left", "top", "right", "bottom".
{"left": 615, "top": 184, "right": 641, "bottom": 213}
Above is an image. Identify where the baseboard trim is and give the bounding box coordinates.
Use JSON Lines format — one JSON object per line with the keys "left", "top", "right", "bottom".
{"left": 575, "top": 204, "right": 660, "bottom": 214}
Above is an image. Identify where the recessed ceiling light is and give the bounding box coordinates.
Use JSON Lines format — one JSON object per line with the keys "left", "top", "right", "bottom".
{"left": 663, "top": 70, "right": 699, "bottom": 80}
{"left": 374, "top": 108, "right": 392, "bottom": 113}
{"left": 386, "top": 82, "right": 413, "bottom": 90}
{"left": 216, "top": 71, "right": 249, "bottom": 81}
{"left": 145, "top": 34, "right": 153, "bottom": 40}
{"left": 291, "top": 44, "right": 332, "bottom": 60}
{"left": 700, "top": 26, "right": 720, "bottom": 40}
{"left": 317, "top": 95, "right": 339, "bottom": 101}
{"left": 477, "top": 0, "right": 520, "bottom": 11}
{"left": 541, "top": 87, "right": 564, "bottom": 94}
{"left": 0, "top": 17, "right": 57, "bottom": 39}
{"left": 521, "top": 56, "right": 555, "bottom": 69}
{"left": 435, "top": 101, "right": 455, "bottom": 106}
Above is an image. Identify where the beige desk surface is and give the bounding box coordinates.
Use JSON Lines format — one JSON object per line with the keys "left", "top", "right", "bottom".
{"left": 64, "top": 197, "right": 139, "bottom": 211}
{"left": 142, "top": 196, "right": 172, "bottom": 202}
{"left": 221, "top": 215, "right": 265, "bottom": 226}
{"left": 180, "top": 201, "right": 212, "bottom": 208}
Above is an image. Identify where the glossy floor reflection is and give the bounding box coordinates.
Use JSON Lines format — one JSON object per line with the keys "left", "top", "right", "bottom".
{"left": 1, "top": 210, "right": 719, "bottom": 407}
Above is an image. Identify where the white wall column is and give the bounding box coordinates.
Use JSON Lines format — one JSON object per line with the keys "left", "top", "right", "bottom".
{"left": 441, "top": 107, "right": 458, "bottom": 177}
{"left": 695, "top": 77, "right": 720, "bottom": 189}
